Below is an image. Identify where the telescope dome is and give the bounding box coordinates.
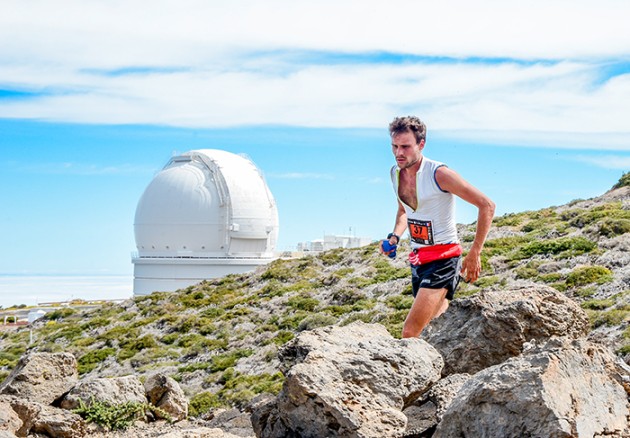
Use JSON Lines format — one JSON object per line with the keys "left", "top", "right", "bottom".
{"left": 132, "top": 149, "right": 278, "bottom": 295}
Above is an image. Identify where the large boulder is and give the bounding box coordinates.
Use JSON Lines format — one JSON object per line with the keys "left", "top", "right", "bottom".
{"left": 0, "top": 353, "right": 78, "bottom": 405}
{"left": 402, "top": 373, "right": 471, "bottom": 437}
{"left": 422, "top": 285, "right": 589, "bottom": 375}
{"left": 0, "top": 398, "right": 22, "bottom": 435}
{"left": 433, "top": 337, "right": 629, "bottom": 437}
{"left": 10, "top": 399, "right": 87, "bottom": 438}
{"left": 144, "top": 373, "right": 188, "bottom": 421}
{"left": 60, "top": 375, "right": 147, "bottom": 410}
{"left": 251, "top": 321, "right": 443, "bottom": 438}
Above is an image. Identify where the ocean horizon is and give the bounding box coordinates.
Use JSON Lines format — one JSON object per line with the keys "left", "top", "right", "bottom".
{"left": 0, "top": 274, "right": 133, "bottom": 309}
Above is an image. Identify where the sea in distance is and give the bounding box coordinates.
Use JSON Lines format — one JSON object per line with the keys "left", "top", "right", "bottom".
{"left": 0, "top": 274, "right": 133, "bottom": 309}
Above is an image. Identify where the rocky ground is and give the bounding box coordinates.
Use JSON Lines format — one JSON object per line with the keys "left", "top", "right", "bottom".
{"left": 0, "top": 180, "right": 628, "bottom": 437}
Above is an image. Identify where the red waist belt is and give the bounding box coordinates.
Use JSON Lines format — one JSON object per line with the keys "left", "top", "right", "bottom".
{"left": 408, "top": 243, "right": 463, "bottom": 266}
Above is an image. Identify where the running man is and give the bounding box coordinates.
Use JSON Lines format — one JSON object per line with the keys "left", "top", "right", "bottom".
{"left": 383, "top": 116, "right": 495, "bottom": 338}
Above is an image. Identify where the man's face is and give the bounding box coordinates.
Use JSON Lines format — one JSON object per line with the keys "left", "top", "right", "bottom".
{"left": 391, "top": 131, "right": 424, "bottom": 169}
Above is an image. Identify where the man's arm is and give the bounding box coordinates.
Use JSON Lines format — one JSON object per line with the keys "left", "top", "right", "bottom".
{"left": 435, "top": 167, "right": 495, "bottom": 283}
{"left": 389, "top": 201, "right": 408, "bottom": 245}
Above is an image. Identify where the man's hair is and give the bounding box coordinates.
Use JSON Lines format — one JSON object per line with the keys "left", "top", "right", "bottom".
{"left": 389, "top": 116, "right": 427, "bottom": 143}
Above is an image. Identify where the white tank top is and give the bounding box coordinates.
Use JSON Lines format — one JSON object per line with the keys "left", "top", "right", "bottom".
{"left": 390, "top": 157, "right": 459, "bottom": 249}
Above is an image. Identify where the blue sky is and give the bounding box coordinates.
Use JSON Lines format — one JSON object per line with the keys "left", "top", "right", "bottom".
{"left": 1, "top": 1, "right": 629, "bottom": 306}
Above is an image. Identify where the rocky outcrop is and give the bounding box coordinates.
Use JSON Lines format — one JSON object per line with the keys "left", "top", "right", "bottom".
{"left": 0, "top": 352, "right": 191, "bottom": 437}
{"left": 421, "top": 285, "right": 589, "bottom": 375}
{"left": 0, "top": 352, "right": 78, "bottom": 405}
{"left": 433, "top": 337, "right": 629, "bottom": 437}
{"left": 401, "top": 373, "right": 471, "bottom": 437}
{"left": 252, "top": 321, "right": 443, "bottom": 438}
{"left": 0, "top": 398, "right": 22, "bottom": 435}
{"left": 10, "top": 398, "right": 87, "bottom": 438}
{"left": 60, "top": 375, "right": 147, "bottom": 410}
{"left": 144, "top": 373, "right": 188, "bottom": 421}
{"left": 250, "top": 288, "right": 629, "bottom": 438}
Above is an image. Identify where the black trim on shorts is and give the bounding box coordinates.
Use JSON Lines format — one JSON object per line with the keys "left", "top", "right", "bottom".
{"left": 411, "top": 256, "right": 462, "bottom": 300}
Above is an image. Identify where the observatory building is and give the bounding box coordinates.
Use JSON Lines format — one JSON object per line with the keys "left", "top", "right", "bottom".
{"left": 132, "top": 149, "right": 279, "bottom": 296}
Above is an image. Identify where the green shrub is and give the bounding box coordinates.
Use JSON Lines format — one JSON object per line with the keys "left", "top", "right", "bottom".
{"left": 271, "top": 330, "right": 294, "bottom": 345}
{"left": 340, "top": 311, "right": 377, "bottom": 326}
{"left": 81, "top": 317, "right": 110, "bottom": 330}
{"left": 581, "top": 299, "right": 615, "bottom": 310}
{"left": 473, "top": 275, "right": 501, "bottom": 288}
{"left": 211, "top": 349, "right": 254, "bottom": 372}
{"left": 493, "top": 212, "right": 526, "bottom": 227}
{"left": 261, "top": 258, "right": 317, "bottom": 282}
{"left": 568, "top": 202, "right": 629, "bottom": 229}
{"left": 377, "top": 309, "right": 409, "bottom": 338}
{"left": 0, "top": 351, "right": 20, "bottom": 368}
{"left": 574, "top": 286, "right": 597, "bottom": 298}
{"left": 538, "top": 273, "right": 563, "bottom": 283}
{"left": 46, "top": 325, "right": 84, "bottom": 342}
{"left": 612, "top": 172, "right": 630, "bottom": 189}
{"left": 591, "top": 308, "right": 630, "bottom": 328}
{"left": 297, "top": 314, "right": 337, "bottom": 331}
{"left": 286, "top": 295, "right": 320, "bottom": 311}
{"left": 598, "top": 218, "right": 630, "bottom": 237}
{"left": 217, "top": 370, "right": 284, "bottom": 408}
{"left": 73, "top": 397, "right": 172, "bottom": 430}
{"left": 178, "top": 362, "right": 212, "bottom": 373}
{"left": 515, "top": 265, "right": 539, "bottom": 280}
{"left": 77, "top": 348, "right": 116, "bottom": 374}
{"left": 98, "top": 326, "right": 140, "bottom": 344}
{"left": 372, "top": 258, "right": 409, "bottom": 283}
{"left": 566, "top": 266, "right": 613, "bottom": 288}
{"left": 177, "top": 334, "right": 227, "bottom": 351}
{"left": 45, "top": 308, "right": 76, "bottom": 320}
{"left": 385, "top": 295, "right": 414, "bottom": 311}
{"left": 483, "top": 235, "right": 533, "bottom": 257}
{"left": 189, "top": 391, "right": 222, "bottom": 416}
{"left": 278, "top": 311, "right": 308, "bottom": 330}
{"left": 515, "top": 236, "right": 597, "bottom": 259}
{"left": 318, "top": 249, "right": 345, "bottom": 266}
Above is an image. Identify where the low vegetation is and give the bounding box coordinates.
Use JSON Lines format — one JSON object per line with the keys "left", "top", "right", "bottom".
{"left": 0, "top": 178, "right": 628, "bottom": 416}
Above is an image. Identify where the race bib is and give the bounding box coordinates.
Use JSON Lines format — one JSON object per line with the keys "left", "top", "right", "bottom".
{"left": 408, "top": 219, "right": 434, "bottom": 245}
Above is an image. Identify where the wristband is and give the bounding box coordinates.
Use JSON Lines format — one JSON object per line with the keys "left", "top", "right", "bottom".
{"left": 387, "top": 233, "right": 400, "bottom": 244}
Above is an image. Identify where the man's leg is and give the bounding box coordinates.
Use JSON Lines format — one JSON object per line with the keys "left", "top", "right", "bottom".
{"left": 401, "top": 287, "right": 448, "bottom": 338}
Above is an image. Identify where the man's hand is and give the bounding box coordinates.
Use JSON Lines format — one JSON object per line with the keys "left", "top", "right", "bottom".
{"left": 460, "top": 249, "right": 482, "bottom": 283}
{"left": 380, "top": 239, "right": 397, "bottom": 258}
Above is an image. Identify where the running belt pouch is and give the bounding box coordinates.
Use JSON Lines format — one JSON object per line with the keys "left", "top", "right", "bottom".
{"left": 408, "top": 243, "right": 463, "bottom": 265}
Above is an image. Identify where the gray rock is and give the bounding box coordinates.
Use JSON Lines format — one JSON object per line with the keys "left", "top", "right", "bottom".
{"left": 401, "top": 373, "right": 470, "bottom": 436}
{"left": 0, "top": 399, "right": 22, "bottom": 434}
{"left": 60, "top": 375, "right": 147, "bottom": 410}
{"left": 10, "top": 399, "right": 87, "bottom": 438}
{"left": 425, "top": 373, "right": 471, "bottom": 420}
{"left": 144, "top": 373, "right": 188, "bottom": 421}
{"left": 422, "top": 285, "right": 589, "bottom": 375}
{"left": 252, "top": 321, "right": 443, "bottom": 438}
{"left": 433, "top": 337, "right": 629, "bottom": 437}
{"left": 402, "top": 401, "right": 437, "bottom": 437}
{"left": 0, "top": 353, "right": 78, "bottom": 405}
{"left": 204, "top": 408, "right": 254, "bottom": 437}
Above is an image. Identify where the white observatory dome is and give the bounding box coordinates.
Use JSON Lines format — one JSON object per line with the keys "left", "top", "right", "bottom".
{"left": 132, "top": 149, "right": 279, "bottom": 295}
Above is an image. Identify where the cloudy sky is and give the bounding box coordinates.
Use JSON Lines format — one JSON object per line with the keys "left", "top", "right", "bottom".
{"left": 1, "top": 0, "right": 629, "bottom": 306}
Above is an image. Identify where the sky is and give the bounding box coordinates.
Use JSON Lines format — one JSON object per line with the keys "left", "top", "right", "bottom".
{"left": 1, "top": 0, "right": 629, "bottom": 307}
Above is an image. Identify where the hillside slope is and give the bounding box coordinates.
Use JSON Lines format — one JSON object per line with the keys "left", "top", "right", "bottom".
{"left": 1, "top": 183, "right": 628, "bottom": 418}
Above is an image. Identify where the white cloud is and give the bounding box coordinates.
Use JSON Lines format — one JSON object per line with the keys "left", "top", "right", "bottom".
{"left": 269, "top": 172, "right": 335, "bottom": 180}
{"left": 572, "top": 155, "right": 630, "bottom": 170}
{"left": 1, "top": 1, "right": 630, "bottom": 149}
{"left": 5, "top": 161, "right": 157, "bottom": 176}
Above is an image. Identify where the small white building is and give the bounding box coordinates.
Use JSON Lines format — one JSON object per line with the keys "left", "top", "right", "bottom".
{"left": 132, "top": 149, "right": 279, "bottom": 296}
{"left": 297, "top": 234, "right": 373, "bottom": 252}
